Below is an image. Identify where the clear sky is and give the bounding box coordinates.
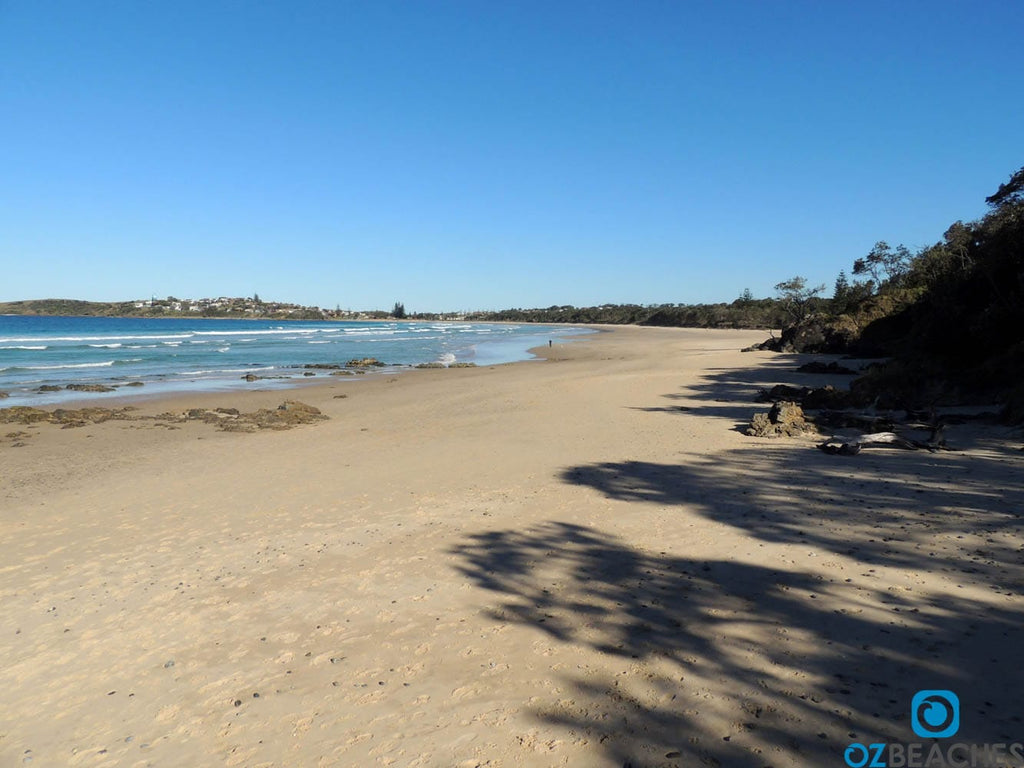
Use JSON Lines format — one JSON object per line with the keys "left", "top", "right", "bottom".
{"left": 1, "top": 1, "right": 1021, "bottom": 312}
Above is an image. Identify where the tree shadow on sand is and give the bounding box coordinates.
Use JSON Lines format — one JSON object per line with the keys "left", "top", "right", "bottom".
{"left": 450, "top": 442, "right": 1024, "bottom": 766}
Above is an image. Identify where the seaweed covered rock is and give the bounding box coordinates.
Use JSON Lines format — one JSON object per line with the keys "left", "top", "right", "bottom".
{"left": 0, "top": 406, "right": 136, "bottom": 427}
{"left": 242, "top": 400, "right": 326, "bottom": 430}
{"left": 345, "top": 358, "right": 387, "bottom": 368}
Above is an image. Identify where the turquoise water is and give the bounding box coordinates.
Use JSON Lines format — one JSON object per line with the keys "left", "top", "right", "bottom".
{"left": 0, "top": 316, "right": 592, "bottom": 406}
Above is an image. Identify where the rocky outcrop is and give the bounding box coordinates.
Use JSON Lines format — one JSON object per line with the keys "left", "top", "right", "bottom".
{"left": 750, "top": 315, "right": 862, "bottom": 354}
{"left": 747, "top": 401, "right": 816, "bottom": 437}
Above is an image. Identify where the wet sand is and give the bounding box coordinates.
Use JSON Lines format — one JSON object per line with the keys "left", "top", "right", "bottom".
{"left": 2, "top": 326, "right": 1022, "bottom": 767}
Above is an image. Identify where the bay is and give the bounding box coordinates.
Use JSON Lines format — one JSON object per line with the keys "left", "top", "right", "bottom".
{"left": 0, "top": 316, "right": 592, "bottom": 405}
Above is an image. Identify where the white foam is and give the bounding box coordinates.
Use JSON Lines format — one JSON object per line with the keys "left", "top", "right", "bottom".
{"left": 192, "top": 328, "right": 319, "bottom": 336}
{"left": 4, "top": 345, "right": 48, "bottom": 350}
{"left": 0, "top": 333, "right": 194, "bottom": 343}
{"left": 20, "top": 360, "right": 116, "bottom": 371}
{"left": 89, "top": 343, "right": 122, "bottom": 348}
{"left": 176, "top": 366, "right": 276, "bottom": 376}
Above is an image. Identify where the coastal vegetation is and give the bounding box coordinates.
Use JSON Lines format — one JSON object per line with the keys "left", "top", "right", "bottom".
{"left": 772, "top": 166, "right": 1023, "bottom": 420}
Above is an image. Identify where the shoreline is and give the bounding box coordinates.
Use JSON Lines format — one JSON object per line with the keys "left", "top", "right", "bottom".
{"left": 0, "top": 324, "right": 611, "bottom": 414}
{"left": 2, "top": 325, "right": 1022, "bottom": 767}
{"left": 0, "top": 318, "right": 599, "bottom": 410}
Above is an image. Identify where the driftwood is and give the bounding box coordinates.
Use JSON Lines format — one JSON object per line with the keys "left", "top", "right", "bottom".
{"left": 818, "top": 432, "right": 915, "bottom": 455}
{"left": 817, "top": 426, "right": 957, "bottom": 455}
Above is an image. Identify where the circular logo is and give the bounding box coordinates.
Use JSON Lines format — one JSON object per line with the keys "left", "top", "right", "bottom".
{"left": 911, "top": 690, "right": 960, "bottom": 739}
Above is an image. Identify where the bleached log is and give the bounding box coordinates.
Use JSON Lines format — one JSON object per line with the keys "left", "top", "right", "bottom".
{"left": 817, "top": 432, "right": 917, "bottom": 454}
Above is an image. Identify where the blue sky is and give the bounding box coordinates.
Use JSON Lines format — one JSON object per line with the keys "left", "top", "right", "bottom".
{"left": 1, "top": 1, "right": 1021, "bottom": 312}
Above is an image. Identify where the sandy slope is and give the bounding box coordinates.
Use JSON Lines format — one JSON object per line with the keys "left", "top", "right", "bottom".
{"left": 2, "top": 326, "right": 1022, "bottom": 768}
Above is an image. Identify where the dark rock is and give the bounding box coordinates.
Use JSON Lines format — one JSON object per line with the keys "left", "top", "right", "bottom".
{"left": 345, "top": 358, "right": 386, "bottom": 368}
{"left": 814, "top": 410, "right": 897, "bottom": 432}
{"left": 37, "top": 385, "right": 62, "bottom": 392}
{"left": 0, "top": 391, "right": 9, "bottom": 399}
{"left": 65, "top": 384, "right": 117, "bottom": 393}
{"left": 448, "top": 362, "right": 477, "bottom": 368}
{"left": 303, "top": 371, "right": 316, "bottom": 376}
{"left": 329, "top": 370, "right": 354, "bottom": 376}
{"left": 801, "top": 385, "right": 851, "bottom": 410}
{"left": 303, "top": 363, "right": 341, "bottom": 370}
{"left": 123, "top": 381, "right": 145, "bottom": 387}
{"left": 415, "top": 362, "right": 445, "bottom": 369}
{"left": 756, "top": 384, "right": 809, "bottom": 403}
{"left": 796, "top": 361, "right": 857, "bottom": 375}
{"left": 742, "top": 338, "right": 779, "bottom": 352}
{"left": 242, "top": 374, "right": 260, "bottom": 382}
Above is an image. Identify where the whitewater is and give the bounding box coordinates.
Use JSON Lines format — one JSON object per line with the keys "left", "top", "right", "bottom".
{"left": 0, "top": 316, "right": 592, "bottom": 405}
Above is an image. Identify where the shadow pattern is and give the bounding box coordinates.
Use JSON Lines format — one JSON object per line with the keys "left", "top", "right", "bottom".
{"left": 451, "top": 438, "right": 1024, "bottom": 766}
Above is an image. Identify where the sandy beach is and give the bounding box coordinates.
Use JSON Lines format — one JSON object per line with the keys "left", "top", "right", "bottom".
{"left": 2, "top": 326, "right": 1022, "bottom": 768}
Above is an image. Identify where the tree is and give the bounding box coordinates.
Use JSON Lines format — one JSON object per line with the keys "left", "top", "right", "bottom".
{"left": 852, "top": 241, "right": 913, "bottom": 291}
{"left": 774, "top": 276, "right": 825, "bottom": 324}
{"left": 392, "top": 301, "right": 407, "bottom": 319}
{"left": 985, "top": 166, "right": 1024, "bottom": 209}
{"left": 832, "top": 270, "right": 851, "bottom": 308}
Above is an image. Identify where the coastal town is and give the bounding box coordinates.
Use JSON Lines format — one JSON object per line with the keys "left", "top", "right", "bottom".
{"left": 0, "top": 296, "right": 471, "bottom": 321}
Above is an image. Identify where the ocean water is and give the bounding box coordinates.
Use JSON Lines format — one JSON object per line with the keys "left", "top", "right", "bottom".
{"left": 0, "top": 316, "right": 593, "bottom": 406}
